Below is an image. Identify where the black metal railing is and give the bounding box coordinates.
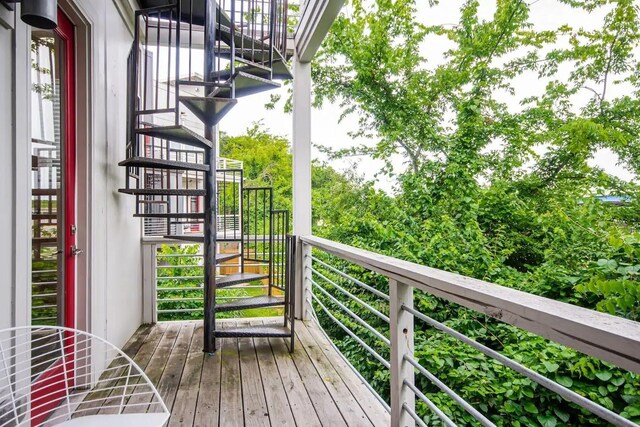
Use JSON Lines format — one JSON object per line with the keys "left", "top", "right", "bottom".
{"left": 126, "top": 0, "right": 289, "bottom": 136}
{"left": 270, "top": 209, "right": 289, "bottom": 294}
{"left": 242, "top": 187, "right": 273, "bottom": 264}
{"left": 217, "top": 168, "right": 244, "bottom": 241}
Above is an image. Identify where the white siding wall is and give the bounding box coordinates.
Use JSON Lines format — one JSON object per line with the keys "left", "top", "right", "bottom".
{"left": 103, "top": 1, "right": 144, "bottom": 349}
{"left": 0, "top": 1, "right": 143, "bottom": 350}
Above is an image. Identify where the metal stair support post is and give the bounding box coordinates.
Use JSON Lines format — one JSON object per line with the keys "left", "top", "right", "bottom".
{"left": 390, "top": 279, "right": 415, "bottom": 427}
{"left": 203, "top": 0, "right": 218, "bottom": 354}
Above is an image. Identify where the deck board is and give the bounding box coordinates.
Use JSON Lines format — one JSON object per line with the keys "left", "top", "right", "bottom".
{"left": 305, "top": 320, "right": 391, "bottom": 427}
{"left": 238, "top": 321, "right": 270, "bottom": 426}
{"left": 251, "top": 320, "right": 296, "bottom": 427}
{"left": 117, "top": 319, "right": 389, "bottom": 426}
{"left": 218, "top": 322, "right": 244, "bottom": 427}
{"left": 169, "top": 324, "right": 205, "bottom": 426}
{"left": 123, "top": 322, "right": 182, "bottom": 414}
{"left": 295, "top": 320, "right": 374, "bottom": 426}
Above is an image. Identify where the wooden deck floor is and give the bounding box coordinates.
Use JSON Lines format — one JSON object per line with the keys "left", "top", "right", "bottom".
{"left": 122, "top": 319, "right": 390, "bottom": 427}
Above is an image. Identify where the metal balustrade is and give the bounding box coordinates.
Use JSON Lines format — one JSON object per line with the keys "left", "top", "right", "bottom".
{"left": 299, "top": 235, "right": 640, "bottom": 427}
{"left": 142, "top": 241, "right": 286, "bottom": 322}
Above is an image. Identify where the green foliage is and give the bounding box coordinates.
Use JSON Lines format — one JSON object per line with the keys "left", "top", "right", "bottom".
{"left": 577, "top": 233, "right": 640, "bottom": 320}
{"left": 291, "top": 0, "right": 640, "bottom": 424}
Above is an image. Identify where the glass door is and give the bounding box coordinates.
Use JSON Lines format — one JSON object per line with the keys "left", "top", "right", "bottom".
{"left": 30, "top": 9, "right": 76, "bottom": 424}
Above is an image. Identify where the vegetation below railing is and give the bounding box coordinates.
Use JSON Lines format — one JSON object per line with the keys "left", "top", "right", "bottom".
{"left": 309, "top": 249, "right": 640, "bottom": 426}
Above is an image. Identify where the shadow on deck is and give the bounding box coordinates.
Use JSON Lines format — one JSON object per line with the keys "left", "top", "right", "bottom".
{"left": 123, "top": 319, "right": 390, "bottom": 426}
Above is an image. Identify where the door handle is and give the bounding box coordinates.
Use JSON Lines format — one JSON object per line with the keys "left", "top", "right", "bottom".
{"left": 71, "top": 245, "right": 84, "bottom": 256}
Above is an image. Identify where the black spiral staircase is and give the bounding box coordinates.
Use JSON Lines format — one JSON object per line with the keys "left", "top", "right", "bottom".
{"left": 118, "top": 0, "right": 295, "bottom": 353}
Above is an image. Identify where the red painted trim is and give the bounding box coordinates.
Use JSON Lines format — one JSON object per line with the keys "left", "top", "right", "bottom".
{"left": 58, "top": 6, "right": 76, "bottom": 333}
{"left": 32, "top": 10, "right": 76, "bottom": 425}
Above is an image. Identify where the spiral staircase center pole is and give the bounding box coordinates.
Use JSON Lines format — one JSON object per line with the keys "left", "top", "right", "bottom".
{"left": 203, "top": 0, "right": 218, "bottom": 354}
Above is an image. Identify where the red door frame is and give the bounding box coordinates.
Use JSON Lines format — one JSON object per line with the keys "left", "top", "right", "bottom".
{"left": 31, "top": 9, "right": 76, "bottom": 425}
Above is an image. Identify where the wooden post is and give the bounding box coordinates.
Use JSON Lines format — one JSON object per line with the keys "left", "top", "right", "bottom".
{"left": 292, "top": 54, "right": 312, "bottom": 320}
{"left": 390, "top": 279, "right": 415, "bottom": 427}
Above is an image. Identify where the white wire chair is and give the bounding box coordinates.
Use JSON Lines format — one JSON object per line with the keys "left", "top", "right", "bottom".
{"left": 0, "top": 326, "right": 169, "bottom": 426}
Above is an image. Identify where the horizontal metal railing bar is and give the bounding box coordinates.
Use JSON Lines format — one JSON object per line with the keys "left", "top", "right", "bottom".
{"left": 307, "top": 303, "right": 391, "bottom": 413}
{"left": 156, "top": 253, "right": 203, "bottom": 257}
{"left": 156, "top": 265, "right": 202, "bottom": 269}
{"left": 300, "top": 235, "right": 640, "bottom": 374}
{"left": 158, "top": 297, "right": 203, "bottom": 303}
{"left": 157, "top": 287, "right": 202, "bottom": 292}
{"left": 157, "top": 263, "right": 257, "bottom": 269}
{"left": 311, "top": 278, "right": 390, "bottom": 346}
{"left": 156, "top": 285, "right": 269, "bottom": 292}
{"left": 31, "top": 305, "right": 56, "bottom": 310}
{"left": 403, "top": 305, "right": 637, "bottom": 427}
{"left": 157, "top": 276, "right": 204, "bottom": 281}
{"left": 158, "top": 308, "right": 202, "bottom": 314}
{"left": 402, "top": 402, "right": 429, "bottom": 427}
{"left": 310, "top": 255, "right": 390, "bottom": 301}
{"left": 309, "top": 266, "right": 390, "bottom": 324}
{"left": 404, "top": 380, "right": 456, "bottom": 427}
{"left": 158, "top": 295, "right": 257, "bottom": 303}
{"left": 158, "top": 297, "right": 258, "bottom": 313}
{"left": 311, "top": 293, "right": 390, "bottom": 369}
{"left": 404, "top": 355, "right": 495, "bottom": 427}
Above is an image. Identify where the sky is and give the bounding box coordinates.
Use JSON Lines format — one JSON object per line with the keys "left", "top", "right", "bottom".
{"left": 215, "top": 0, "right": 637, "bottom": 193}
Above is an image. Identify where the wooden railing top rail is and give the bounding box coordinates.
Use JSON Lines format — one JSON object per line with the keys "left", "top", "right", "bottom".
{"left": 300, "top": 235, "right": 640, "bottom": 374}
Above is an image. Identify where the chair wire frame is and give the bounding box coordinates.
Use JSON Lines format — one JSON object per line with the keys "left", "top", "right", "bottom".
{"left": 0, "top": 326, "right": 169, "bottom": 426}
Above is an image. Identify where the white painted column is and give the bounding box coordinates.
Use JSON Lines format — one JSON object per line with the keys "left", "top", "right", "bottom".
{"left": 142, "top": 243, "right": 157, "bottom": 324}
{"left": 12, "top": 6, "right": 31, "bottom": 330}
{"left": 292, "top": 55, "right": 312, "bottom": 320}
{"left": 390, "top": 279, "right": 415, "bottom": 427}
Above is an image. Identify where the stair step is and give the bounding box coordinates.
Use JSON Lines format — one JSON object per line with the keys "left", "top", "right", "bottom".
{"left": 215, "top": 253, "right": 242, "bottom": 264}
{"left": 215, "top": 46, "right": 271, "bottom": 65}
{"left": 214, "top": 324, "right": 291, "bottom": 338}
{"left": 214, "top": 71, "right": 280, "bottom": 98}
{"left": 216, "top": 295, "right": 285, "bottom": 312}
{"left": 212, "top": 63, "right": 271, "bottom": 82}
{"left": 119, "top": 156, "right": 210, "bottom": 172}
{"left": 133, "top": 212, "right": 205, "bottom": 219}
{"left": 119, "top": 188, "right": 206, "bottom": 196}
{"left": 135, "top": 125, "right": 212, "bottom": 149}
{"left": 216, "top": 272, "right": 269, "bottom": 288}
{"left": 272, "top": 54, "right": 293, "bottom": 80}
{"left": 179, "top": 96, "right": 237, "bottom": 127}
{"left": 162, "top": 234, "right": 204, "bottom": 243}
{"left": 217, "top": 24, "right": 270, "bottom": 61}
